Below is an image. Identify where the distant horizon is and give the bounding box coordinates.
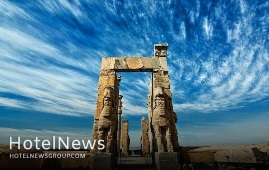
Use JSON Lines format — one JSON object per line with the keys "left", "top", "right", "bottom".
{"left": 0, "top": 107, "right": 268, "bottom": 147}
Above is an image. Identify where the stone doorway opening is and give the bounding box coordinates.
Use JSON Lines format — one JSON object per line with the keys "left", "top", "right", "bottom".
{"left": 118, "top": 72, "right": 151, "bottom": 157}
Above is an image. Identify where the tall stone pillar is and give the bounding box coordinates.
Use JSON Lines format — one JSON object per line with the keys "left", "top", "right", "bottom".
{"left": 149, "top": 44, "right": 180, "bottom": 169}
{"left": 121, "top": 120, "right": 129, "bottom": 157}
{"left": 117, "top": 95, "right": 123, "bottom": 155}
{"left": 148, "top": 44, "right": 179, "bottom": 153}
{"left": 91, "top": 68, "right": 120, "bottom": 153}
{"left": 141, "top": 117, "right": 150, "bottom": 156}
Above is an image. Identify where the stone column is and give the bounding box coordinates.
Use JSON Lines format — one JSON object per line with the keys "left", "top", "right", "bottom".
{"left": 117, "top": 95, "right": 123, "bottom": 155}
{"left": 141, "top": 117, "right": 150, "bottom": 157}
{"left": 150, "top": 44, "right": 180, "bottom": 170}
{"left": 121, "top": 120, "right": 129, "bottom": 157}
{"left": 148, "top": 44, "right": 179, "bottom": 153}
{"left": 91, "top": 68, "right": 120, "bottom": 153}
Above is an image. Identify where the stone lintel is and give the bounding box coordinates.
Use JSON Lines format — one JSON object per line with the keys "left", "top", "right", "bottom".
{"left": 101, "top": 57, "right": 160, "bottom": 72}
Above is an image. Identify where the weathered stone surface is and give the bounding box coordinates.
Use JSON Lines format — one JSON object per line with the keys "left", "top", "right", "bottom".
{"left": 158, "top": 57, "right": 168, "bottom": 71}
{"left": 183, "top": 143, "right": 269, "bottom": 164}
{"left": 101, "top": 57, "right": 160, "bottom": 72}
{"left": 151, "top": 86, "right": 174, "bottom": 152}
{"left": 183, "top": 152, "right": 215, "bottom": 164}
{"left": 126, "top": 57, "right": 144, "bottom": 69}
{"left": 154, "top": 152, "right": 179, "bottom": 170}
{"left": 117, "top": 95, "right": 123, "bottom": 154}
{"left": 215, "top": 149, "right": 257, "bottom": 163}
{"left": 90, "top": 153, "right": 115, "bottom": 170}
{"left": 121, "top": 120, "right": 130, "bottom": 157}
{"left": 101, "top": 58, "right": 112, "bottom": 70}
{"left": 98, "top": 86, "right": 117, "bottom": 153}
{"left": 141, "top": 117, "right": 150, "bottom": 156}
{"left": 142, "top": 57, "right": 159, "bottom": 70}
{"left": 148, "top": 64, "right": 179, "bottom": 153}
{"left": 95, "top": 70, "right": 118, "bottom": 120}
{"left": 154, "top": 44, "right": 168, "bottom": 57}
{"left": 92, "top": 70, "right": 119, "bottom": 153}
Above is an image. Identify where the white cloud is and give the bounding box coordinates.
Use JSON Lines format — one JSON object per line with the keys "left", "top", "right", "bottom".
{"left": 0, "top": 98, "right": 25, "bottom": 109}
{"left": 0, "top": 1, "right": 33, "bottom": 20}
{"left": 59, "top": 0, "right": 82, "bottom": 17}
{"left": 0, "top": 26, "right": 95, "bottom": 72}
{"left": 180, "top": 22, "right": 186, "bottom": 40}
{"left": 203, "top": 17, "right": 213, "bottom": 39}
{"left": 0, "top": 59, "right": 96, "bottom": 116}
{"left": 227, "top": 23, "right": 241, "bottom": 42}
{"left": 171, "top": 1, "right": 269, "bottom": 114}
{"left": 239, "top": 0, "right": 247, "bottom": 14}
{"left": 39, "top": 0, "right": 83, "bottom": 19}
{"left": 0, "top": 2, "right": 105, "bottom": 117}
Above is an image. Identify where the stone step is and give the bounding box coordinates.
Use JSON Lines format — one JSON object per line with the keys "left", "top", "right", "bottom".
{"left": 117, "top": 156, "right": 153, "bottom": 170}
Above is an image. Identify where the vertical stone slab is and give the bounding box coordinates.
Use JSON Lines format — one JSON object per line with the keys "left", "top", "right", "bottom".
{"left": 117, "top": 95, "right": 123, "bottom": 155}
{"left": 141, "top": 117, "right": 150, "bottom": 156}
{"left": 149, "top": 44, "right": 180, "bottom": 153}
{"left": 92, "top": 70, "right": 119, "bottom": 153}
{"left": 121, "top": 120, "right": 129, "bottom": 157}
{"left": 148, "top": 74, "right": 155, "bottom": 153}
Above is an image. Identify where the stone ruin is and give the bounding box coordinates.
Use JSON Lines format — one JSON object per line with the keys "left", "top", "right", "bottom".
{"left": 91, "top": 43, "right": 180, "bottom": 154}
{"left": 90, "top": 44, "right": 180, "bottom": 170}
{"left": 121, "top": 120, "right": 130, "bottom": 157}
{"left": 141, "top": 117, "right": 150, "bottom": 156}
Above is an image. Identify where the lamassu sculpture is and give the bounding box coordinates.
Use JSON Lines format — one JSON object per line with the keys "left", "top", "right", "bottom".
{"left": 98, "top": 86, "right": 116, "bottom": 153}
{"left": 152, "top": 86, "right": 174, "bottom": 152}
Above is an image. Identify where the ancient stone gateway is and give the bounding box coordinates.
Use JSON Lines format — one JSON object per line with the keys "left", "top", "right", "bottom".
{"left": 91, "top": 44, "right": 180, "bottom": 170}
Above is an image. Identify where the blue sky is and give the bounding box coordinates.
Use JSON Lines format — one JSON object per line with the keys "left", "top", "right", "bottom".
{"left": 0, "top": 0, "right": 268, "bottom": 147}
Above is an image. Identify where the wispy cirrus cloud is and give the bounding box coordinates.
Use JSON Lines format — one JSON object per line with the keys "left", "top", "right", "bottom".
{"left": 202, "top": 17, "right": 213, "bottom": 39}
{"left": 0, "top": 1, "right": 151, "bottom": 117}
{"left": 0, "top": 58, "right": 96, "bottom": 116}
{"left": 0, "top": 1, "right": 33, "bottom": 20}
{"left": 0, "top": 0, "right": 268, "bottom": 119}
{"left": 0, "top": 1, "right": 101, "bottom": 116}
{"left": 39, "top": 0, "right": 83, "bottom": 19}
{"left": 170, "top": 1, "right": 269, "bottom": 113}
